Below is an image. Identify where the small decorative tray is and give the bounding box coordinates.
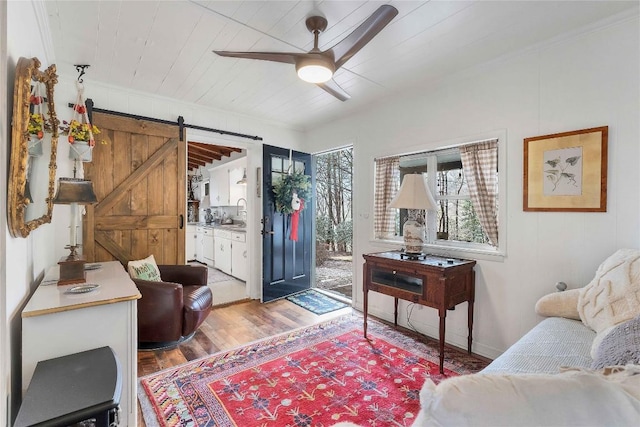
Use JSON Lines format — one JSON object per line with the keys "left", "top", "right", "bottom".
{"left": 65, "top": 284, "right": 100, "bottom": 294}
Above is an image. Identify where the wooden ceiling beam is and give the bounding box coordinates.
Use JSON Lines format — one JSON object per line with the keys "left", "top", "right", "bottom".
{"left": 189, "top": 144, "right": 225, "bottom": 158}
{"left": 189, "top": 146, "right": 222, "bottom": 161}
{"left": 190, "top": 152, "right": 216, "bottom": 163}
{"left": 189, "top": 158, "right": 206, "bottom": 167}
{"left": 187, "top": 142, "right": 244, "bottom": 174}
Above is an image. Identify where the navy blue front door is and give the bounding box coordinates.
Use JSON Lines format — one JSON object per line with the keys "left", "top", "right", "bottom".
{"left": 262, "top": 145, "right": 313, "bottom": 302}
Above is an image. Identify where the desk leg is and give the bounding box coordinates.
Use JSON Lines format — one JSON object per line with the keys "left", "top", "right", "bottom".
{"left": 394, "top": 297, "right": 398, "bottom": 327}
{"left": 439, "top": 310, "right": 446, "bottom": 375}
{"left": 364, "top": 290, "right": 369, "bottom": 339}
{"left": 363, "top": 266, "right": 369, "bottom": 339}
{"left": 467, "top": 300, "right": 474, "bottom": 354}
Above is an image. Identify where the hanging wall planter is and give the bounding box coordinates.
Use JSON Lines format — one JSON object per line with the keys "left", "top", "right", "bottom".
{"left": 26, "top": 83, "right": 49, "bottom": 157}
{"left": 60, "top": 68, "right": 100, "bottom": 163}
{"left": 28, "top": 134, "right": 43, "bottom": 157}
{"left": 68, "top": 139, "right": 93, "bottom": 162}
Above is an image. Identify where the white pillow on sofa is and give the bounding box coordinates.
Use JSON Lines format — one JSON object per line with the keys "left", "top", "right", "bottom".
{"left": 578, "top": 249, "right": 640, "bottom": 334}
{"left": 413, "top": 366, "right": 640, "bottom": 427}
{"left": 535, "top": 288, "right": 581, "bottom": 320}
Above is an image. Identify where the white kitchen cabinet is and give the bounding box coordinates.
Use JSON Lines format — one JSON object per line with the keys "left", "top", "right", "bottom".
{"left": 186, "top": 225, "right": 197, "bottom": 261}
{"left": 214, "top": 229, "right": 232, "bottom": 275}
{"left": 200, "top": 180, "right": 210, "bottom": 202}
{"left": 229, "top": 166, "right": 247, "bottom": 206}
{"left": 195, "top": 226, "right": 205, "bottom": 263}
{"left": 209, "top": 167, "right": 229, "bottom": 206}
{"left": 203, "top": 227, "right": 215, "bottom": 266}
{"left": 209, "top": 157, "right": 247, "bottom": 207}
{"left": 231, "top": 232, "right": 247, "bottom": 281}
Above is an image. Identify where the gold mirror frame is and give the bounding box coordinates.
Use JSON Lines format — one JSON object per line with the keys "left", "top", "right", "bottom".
{"left": 8, "top": 57, "right": 59, "bottom": 238}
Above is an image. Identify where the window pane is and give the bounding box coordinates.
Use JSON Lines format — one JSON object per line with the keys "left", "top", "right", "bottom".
{"left": 272, "top": 157, "right": 282, "bottom": 172}
{"left": 436, "top": 152, "right": 468, "bottom": 197}
{"left": 437, "top": 199, "right": 489, "bottom": 244}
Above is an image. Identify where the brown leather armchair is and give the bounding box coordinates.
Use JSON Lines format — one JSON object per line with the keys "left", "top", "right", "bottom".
{"left": 133, "top": 264, "right": 213, "bottom": 348}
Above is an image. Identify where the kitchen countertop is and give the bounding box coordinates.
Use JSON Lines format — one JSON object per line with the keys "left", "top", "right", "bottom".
{"left": 188, "top": 222, "right": 246, "bottom": 232}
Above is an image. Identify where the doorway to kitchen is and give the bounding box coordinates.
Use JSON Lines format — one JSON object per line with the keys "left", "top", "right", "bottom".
{"left": 314, "top": 146, "right": 353, "bottom": 302}
{"left": 186, "top": 132, "right": 253, "bottom": 306}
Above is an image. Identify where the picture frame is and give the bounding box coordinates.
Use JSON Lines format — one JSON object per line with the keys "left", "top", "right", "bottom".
{"left": 523, "top": 126, "right": 608, "bottom": 212}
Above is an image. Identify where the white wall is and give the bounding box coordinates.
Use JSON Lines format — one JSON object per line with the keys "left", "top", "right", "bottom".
{"left": 303, "top": 15, "right": 640, "bottom": 358}
{"left": 4, "top": 1, "right": 59, "bottom": 421}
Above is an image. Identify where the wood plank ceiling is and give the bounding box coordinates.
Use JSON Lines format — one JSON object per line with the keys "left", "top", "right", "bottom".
{"left": 187, "top": 142, "right": 242, "bottom": 171}
{"left": 44, "top": 1, "right": 638, "bottom": 131}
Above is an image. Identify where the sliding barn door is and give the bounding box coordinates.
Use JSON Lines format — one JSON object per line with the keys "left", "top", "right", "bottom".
{"left": 83, "top": 112, "right": 186, "bottom": 265}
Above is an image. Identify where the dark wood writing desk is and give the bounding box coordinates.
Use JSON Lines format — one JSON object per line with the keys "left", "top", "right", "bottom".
{"left": 363, "top": 251, "right": 476, "bottom": 374}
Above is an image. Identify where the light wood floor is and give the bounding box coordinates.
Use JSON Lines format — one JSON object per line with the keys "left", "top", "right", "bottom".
{"left": 136, "top": 299, "right": 352, "bottom": 426}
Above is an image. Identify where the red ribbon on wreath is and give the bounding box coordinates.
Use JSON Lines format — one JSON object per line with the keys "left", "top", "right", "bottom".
{"left": 290, "top": 196, "right": 304, "bottom": 241}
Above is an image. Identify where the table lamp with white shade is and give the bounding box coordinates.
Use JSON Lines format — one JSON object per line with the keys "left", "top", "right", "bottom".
{"left": 388, "top": 173, "right": 437, "bottom": 257}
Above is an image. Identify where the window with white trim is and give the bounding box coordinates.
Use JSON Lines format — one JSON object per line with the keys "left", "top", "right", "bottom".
{"left": 374, "top": 138, "right": 501, "bottom": 254}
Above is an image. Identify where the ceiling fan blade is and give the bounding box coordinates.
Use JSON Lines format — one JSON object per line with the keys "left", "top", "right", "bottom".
{"left": 213, "top": 51, "right": 301, "bottom": 65}
{"left": 316, "top": 79, "right": 351, "bottom": 102}
{"left": 328, "top": 5, "right": 398, "bottom": 70}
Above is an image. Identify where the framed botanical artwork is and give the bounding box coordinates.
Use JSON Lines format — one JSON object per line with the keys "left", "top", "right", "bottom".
{"left": 523, "top": 126, "right": 608, "bottom": 212}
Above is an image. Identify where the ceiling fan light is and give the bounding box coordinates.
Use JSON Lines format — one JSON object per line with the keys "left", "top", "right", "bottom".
{"left": 296, "top": 57, "right": 335, "bottom": 83}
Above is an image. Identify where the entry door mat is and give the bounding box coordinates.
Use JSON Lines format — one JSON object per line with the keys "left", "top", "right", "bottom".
{"left": 138, "top": 314, "right": 490, "bottom": 427}
{"left": 285, "top": 289, "right": 349, "bottom": 314}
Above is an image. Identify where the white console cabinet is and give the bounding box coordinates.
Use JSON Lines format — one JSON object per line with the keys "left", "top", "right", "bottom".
{"left": 21, "top": 261, "right": 141, "bottom": 426}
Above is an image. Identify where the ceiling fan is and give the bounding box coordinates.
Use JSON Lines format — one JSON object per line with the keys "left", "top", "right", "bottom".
{"left": 213, "top": 5, "right": 398, "bottom": 101}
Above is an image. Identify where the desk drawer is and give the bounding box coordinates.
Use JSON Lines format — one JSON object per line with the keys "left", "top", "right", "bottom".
{"left": 369, "top": 267, "right": 423, "bottom": 295}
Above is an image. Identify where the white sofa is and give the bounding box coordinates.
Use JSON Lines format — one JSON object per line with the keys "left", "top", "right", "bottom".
{"left": 413, "top": 249, "right": 640, "bottom": 426}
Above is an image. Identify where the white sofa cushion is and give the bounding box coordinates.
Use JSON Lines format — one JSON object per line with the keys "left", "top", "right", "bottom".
{"left": 481, "top": 317, "right": 595, "bottom": 374}
{"left": 413, "top": 366, "right": 640, "bottom": 427}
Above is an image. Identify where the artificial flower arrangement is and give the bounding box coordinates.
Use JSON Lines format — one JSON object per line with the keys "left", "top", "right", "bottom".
{"left": 27, "top": 113, "right": 46, "bottom": 139}
{"left": 27, "top": 94, "right": 50, "bottom": 139}
{"left": 59, "top": 119, "right": 101, "bottom": 146}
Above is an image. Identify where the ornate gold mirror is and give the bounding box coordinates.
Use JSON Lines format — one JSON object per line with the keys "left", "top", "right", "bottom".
{"left": 8, "top": 57, "right": 59, "bottom": 237}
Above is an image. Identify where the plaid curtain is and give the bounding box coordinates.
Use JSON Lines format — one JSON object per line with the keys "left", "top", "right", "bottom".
{"left": 374, "top": 156, "right": 400, "bottom": 239}
{"left": 460, "top": 140, "right": 499, "bottom": 246}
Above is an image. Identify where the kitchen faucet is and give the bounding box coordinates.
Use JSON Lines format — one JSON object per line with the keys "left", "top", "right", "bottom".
{"left": 237, "top": 198, "right": 247, "bottom": 225}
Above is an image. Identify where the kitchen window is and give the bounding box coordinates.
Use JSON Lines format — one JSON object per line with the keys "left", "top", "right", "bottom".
{"left": 374, "top": 137, "right": 504, "bottom": 257}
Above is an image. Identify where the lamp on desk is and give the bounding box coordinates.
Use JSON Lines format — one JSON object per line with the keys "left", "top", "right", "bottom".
{"left": 53, "top": 177, "right": 97, "bottom": 285}
{"left": 388, "top": 173, "right": 436, "bottom": 256}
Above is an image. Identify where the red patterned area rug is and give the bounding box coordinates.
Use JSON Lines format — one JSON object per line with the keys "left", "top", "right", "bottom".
{"left": 139, "top": 314, "right": 488, "bottom": 427}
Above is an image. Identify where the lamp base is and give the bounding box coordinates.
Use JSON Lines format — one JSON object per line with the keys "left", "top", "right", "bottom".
{"left": 402, "top": 218, "right": 426, "bottom": 254}
{"left": 400, "top": 251, "right": 426, "bottom": 261}
{"left": 58, "top": 253, "right": 86, "bottom": 286}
